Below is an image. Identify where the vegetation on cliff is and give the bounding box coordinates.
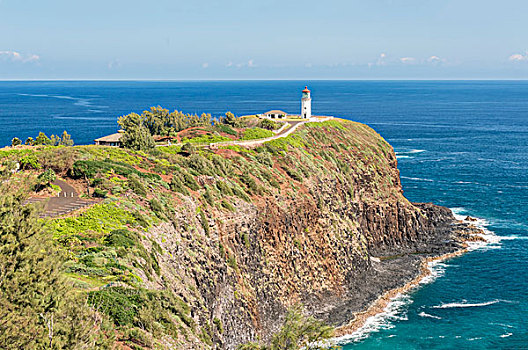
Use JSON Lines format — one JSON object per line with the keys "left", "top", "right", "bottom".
{"left": 0, "top": 115, "right": 443, "bottom": 349}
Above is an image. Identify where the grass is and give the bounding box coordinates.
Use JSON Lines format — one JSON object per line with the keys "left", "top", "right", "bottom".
{"left": 47, "top": 202, "right": 138, "bottom": 238}
{"left": 241, "top": 127, "right": 274, "bottom": 140}
{"left": 183, "top": 134, "right": 232, "bottom": 144}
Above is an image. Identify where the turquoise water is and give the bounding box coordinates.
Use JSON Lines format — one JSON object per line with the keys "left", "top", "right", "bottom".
{"left": 1, "top": 81, "right": 527, "bottom": 348}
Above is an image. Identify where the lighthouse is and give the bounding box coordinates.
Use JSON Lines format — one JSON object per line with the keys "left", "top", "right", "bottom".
{"left": 301, "top": 86, "right": 312, "bottom": 119}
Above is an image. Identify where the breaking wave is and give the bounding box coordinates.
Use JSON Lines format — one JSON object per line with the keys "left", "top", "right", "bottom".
{"left": 418, "top": 312, "right": 442, "bottom": 319}
{"left": 432, "top": 300, "right": 500, "bottom": 309}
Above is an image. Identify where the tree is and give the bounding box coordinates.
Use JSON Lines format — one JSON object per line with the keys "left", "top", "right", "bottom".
{"left": 11, "top": 137, "right": 21, "bottom": 147}
{"left": 122, "top": 126, "right": 155, "bottom": 151}
{"left": 118, "top": 112, "right": 155, "bottom": 151}
{"left": 24, "top": 137, "right": 35, "bottom": 146}
{"left": 50, "top": 134, "right": 61, "bottom": 146}
{"left": 237, "top": 305, "right": 339, "bottom": 350}
{"left": 35, "top": 168, "right": 56, "bottom": 191}
{"left": 258, "top": 119, "right": 280, "bottom": 131}
{"left": 222, "top": 112, "right": 240, "bottom": 127}
{"left": 0, "top": 178, "right": 114, "bottom": 348}
{"left": 59, "top": 131, "right": 74, "bottom": 146}
{"left": 35, "top": 132, "right": 52, "bottom": 146}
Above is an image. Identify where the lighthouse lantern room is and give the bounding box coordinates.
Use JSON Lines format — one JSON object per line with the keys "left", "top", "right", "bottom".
{"left": 301, "top": 86, "right": 312, "bottom": 119}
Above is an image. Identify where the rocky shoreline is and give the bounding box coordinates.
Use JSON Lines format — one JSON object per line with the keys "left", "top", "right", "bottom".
{"left": 329, "top": 208, "right": 487, "bottom": 342}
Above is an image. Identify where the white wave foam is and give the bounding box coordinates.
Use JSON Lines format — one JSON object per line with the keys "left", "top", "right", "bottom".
{"left": 450, "top": 208, "right": 525, "bottom": 251}
{"left": 396, "top": 155, "right": 412, "bottom": 159}
{"left": 401, "top": 176, "right": 434, "bottom": 182}
{"left": 395, "top": 149, "right": 426, "bottom": 155}
{"left": 334, "top": 294, "right": 412, "bottom": 344}
{"left": 432, "top": 300, "right": 499, "bottom": 309}
{"left": 418, "top": 311, "right": 442, "bottom": 319}
{"left": 500, "top": 333, "right": 513, "bottom": 338}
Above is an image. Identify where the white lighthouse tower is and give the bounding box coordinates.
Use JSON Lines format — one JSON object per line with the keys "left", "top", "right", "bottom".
{"left": 301, "top": 86, "right": 312, "bottom": 119}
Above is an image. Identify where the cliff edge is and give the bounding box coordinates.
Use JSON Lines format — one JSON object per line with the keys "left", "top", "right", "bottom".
{"left": 1, "top": 119, "right": 476, "bottom": 349}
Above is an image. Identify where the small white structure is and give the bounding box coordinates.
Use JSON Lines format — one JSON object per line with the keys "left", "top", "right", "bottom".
{"left": 301, "top": 86, "right": 311, "bottom": 119}
{"left": 263, "top": 110, "right": 288, "bottom": 119}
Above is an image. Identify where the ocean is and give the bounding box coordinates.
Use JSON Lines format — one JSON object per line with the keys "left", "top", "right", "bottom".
{"left": 1, "top": 81, "right": 527, "bottom": 349}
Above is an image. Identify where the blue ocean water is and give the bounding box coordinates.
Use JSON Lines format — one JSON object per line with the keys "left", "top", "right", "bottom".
{"left": 1, "top": 81, "right": 527, "bottom": 349}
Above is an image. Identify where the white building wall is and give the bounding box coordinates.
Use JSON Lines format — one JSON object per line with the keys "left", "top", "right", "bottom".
{"left": 301, "top": 97, "right": 311, "bottom": 119}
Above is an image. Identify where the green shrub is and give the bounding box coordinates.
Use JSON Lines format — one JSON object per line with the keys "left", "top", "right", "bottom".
{"left": 103, "top": 229, "right": 136, "bottom": 248}
{"left": 216, "top": 180, "right": 233, "bottom": 196}
{"left": 36, "top": 168, "right": 56, "bottom": 186}
{"left": 241, "top": 127, "right": 274, "bottom": 140}
{"left": 93, "top": 188, "right": 108, "bottom": 198}
{"left": 239, "top": 173, "right": 258, "bottom": 194}
{"left": 199, "top": 210, "right": 210, "bottom": 236}
{"left": 183, "top": 172, "right": 199, "bottom": 191}
{"left": 170, "top": 174, "right": 189, "bottom": 195}
{"left": 87, "top": 287, "right": 139, "bottom": 326}
{"left": 19, "top": 154, "right": 41, "bottom": 170}
{"left": 221, "top": 200, "right": 235, "bottom": 212}
{"left": 258, "top": 119, "right": 281, "bottom": 130}
{"left": 149, "top": 198, "right": 165, "bottom": 219}
{"left": 11, "top": 137, "right": 21, "bottom": 147}
{"left": 184, "top": 134, "right": 231, "bottom": 144}
{"left": 128, "top": 174, "right": 147, "bottom": 196}
{"left": 215, "top": 124, "right": 237, "bottom": 135}
{"left": 213, "top": 317, "right": 224, "bottom": 334}
{"left": 202, "top": 185, "right": 215, "bottom": 206}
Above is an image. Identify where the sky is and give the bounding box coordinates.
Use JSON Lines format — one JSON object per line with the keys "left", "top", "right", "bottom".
{"left": 1, "top": 0, "right": 528, "bottom": 80}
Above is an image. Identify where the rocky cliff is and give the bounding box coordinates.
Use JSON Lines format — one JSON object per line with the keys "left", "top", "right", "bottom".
{"left": 1, "top": 119, "right": 470, "bottom": 349}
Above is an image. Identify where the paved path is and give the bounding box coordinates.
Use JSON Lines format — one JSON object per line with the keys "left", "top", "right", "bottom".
{"left": 28, "top": 180, "right": 97, "bottom": 218}
{"left": 157, "top": 117, "right": 333, "bottom": 149}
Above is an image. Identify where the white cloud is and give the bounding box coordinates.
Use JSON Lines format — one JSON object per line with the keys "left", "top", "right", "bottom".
{"left": 228, "top": 59, "right": 257, "bottom": 68}
{"left": 368, "top": 53, "right": 388, "bottom": 68}
{"left": 427, "top": 55, "right": 446, "bottom": 64}
{"left": 202, "top": 62, "right": 209, "bottom": 69}
{"left": 509, "top": 52, "right": 528, "bottom": 62}
{"left": 400, "top": 57, "right": 416, "bottom": 64}
{"left": 0, "top": 50, "right": 40, "bottom": 63}
{"left": 107, "top": 59, "right": 121, "bottom": 70}
{"left": 377, "top": 53, "right": 387, "bottom": 66}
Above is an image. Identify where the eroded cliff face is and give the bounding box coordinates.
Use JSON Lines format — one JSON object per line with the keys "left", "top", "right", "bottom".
{"left": 131, "top": 120, "right": 462, "bottom": 349}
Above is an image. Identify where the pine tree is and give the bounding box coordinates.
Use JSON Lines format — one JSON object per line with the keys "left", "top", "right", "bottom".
{"left": 11, "top": 137, "right": 22, "bottom": 147}
{"left": 59, "top": 131, "right": 74, "bottom": 146}
{"left": 237, "top": 304, "right": 339, "bottom": 350}
{"left": 0, "top": 178, "right": 114, "bottom": 349}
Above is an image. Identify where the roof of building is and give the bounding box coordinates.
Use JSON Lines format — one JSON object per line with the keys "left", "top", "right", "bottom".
{"left": 302, "top": 86, "right": 310, "bottom": 93}
{"left": 94, "top": 132, "right": 123, "bottom": 143}
{"left": 263, "top": 110, "right": 288, "bottom": 115}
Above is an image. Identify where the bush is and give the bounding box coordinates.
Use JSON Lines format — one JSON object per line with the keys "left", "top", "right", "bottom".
{"left": 258, "top": 119, "right": 281, "bottom": 131}
{"left": 149, "top": 198, "right": 165, "bottom": 219}
{"left": 128, "top": 174, "right": 147, "bottom": 197}
{"left": 215, "top": 124, "right": 237, "bottom": 135}
{"left": 170, "top": 174, "right": 189, "bottom": 195}
{"left": 93, "top": 188, "right": 108, "bottom": 198}
{"left": 216, "top": 180, "right": 233, "bottom": 196}
{"left": 183, "top": 172, "right": 199, "bottom": 191}
{"left": 11, "top": 137, "right": 21, "bottom": 147}
{"left": 241, "top": 127, "right": 274, "bottom": 140}
{"left": 36, "top": 168, "right": 56, "bottom": 186}
{"left": 103, "top": 229, "right": 136, "bottom": 248}
{"left": 19, "top": 154, "right": 40, "bottom": 170}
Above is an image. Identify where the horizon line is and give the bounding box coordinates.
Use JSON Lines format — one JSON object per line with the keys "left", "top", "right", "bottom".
{"left": 1, "top": 78, "right": 528, "bottom": 82}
